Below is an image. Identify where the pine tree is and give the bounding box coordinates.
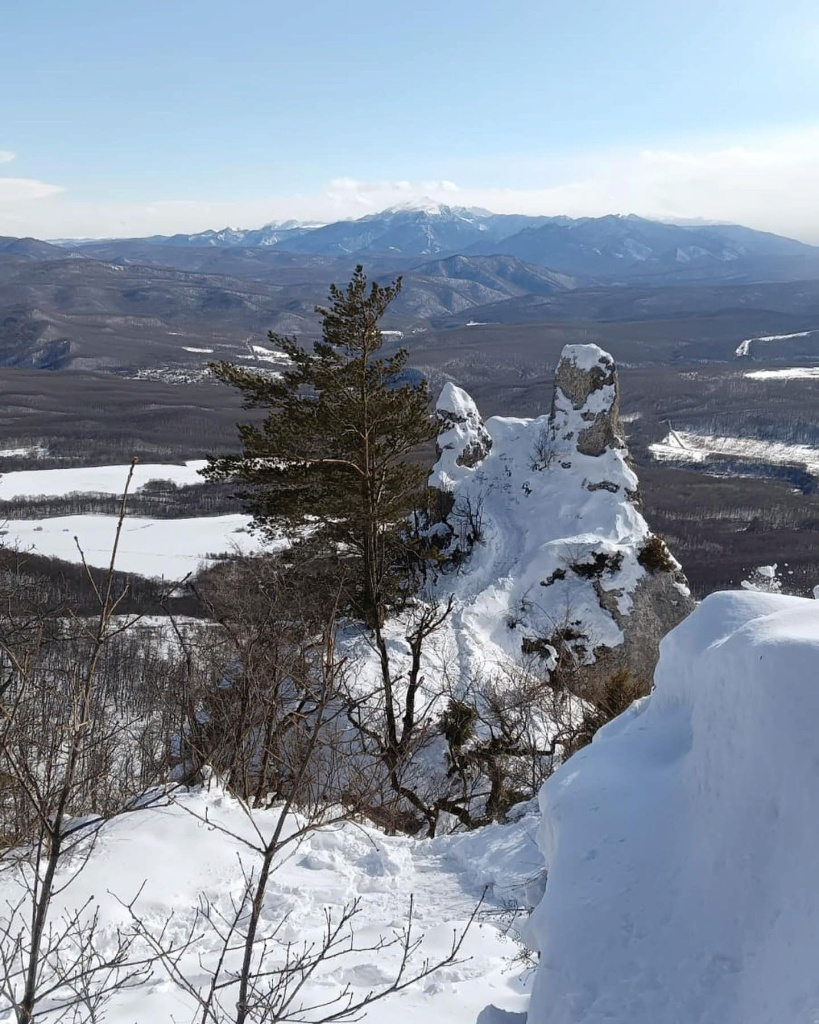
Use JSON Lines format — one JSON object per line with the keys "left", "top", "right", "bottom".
{"left": 205, "top": 265, "right": 436, "bottom": 628}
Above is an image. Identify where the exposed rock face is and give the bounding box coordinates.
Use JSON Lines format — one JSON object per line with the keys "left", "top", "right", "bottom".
{"left": 550, "top": 343, "right": 625, "bottom": 460}
{"left": 594, "top": 548, "right": 693, "bottom": 688}
{"left": 429, "top": 343, "right": 693, "bottom": 690}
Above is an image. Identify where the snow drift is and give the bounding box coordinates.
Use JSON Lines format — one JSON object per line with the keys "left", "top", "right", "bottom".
{"left": 527, "top": 589, "right": 819, "bottom": 1024}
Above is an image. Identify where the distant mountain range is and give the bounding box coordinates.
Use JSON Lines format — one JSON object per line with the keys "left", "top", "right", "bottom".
{"left": 59, "top": 202, "right": 819, "bottom": 285}
{"left": 142, "top": 220, "right": 322, "bottom": 249}
{"left": 0, "top": 202, "right": 817, "bottom": 376}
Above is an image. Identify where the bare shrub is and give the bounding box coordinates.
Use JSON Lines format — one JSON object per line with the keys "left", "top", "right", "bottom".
{"left": 564, "top": 666, "right": 649, "bottom": 757}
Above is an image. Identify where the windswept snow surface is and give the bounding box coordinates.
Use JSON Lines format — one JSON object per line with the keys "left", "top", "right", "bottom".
{"left": 0, "top": 460, "right": 208, "bottom": 500}
{"left": 0, "top": 513, "right": 267, "bottom": 577}
{"left": 527, "top": 590, "right": 819, "bottom": 1024}
{"left": 0, "top": 788, "right": 541, "bottom": 1022}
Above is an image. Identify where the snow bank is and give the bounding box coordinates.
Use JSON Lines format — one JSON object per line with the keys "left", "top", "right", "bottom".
{"left": 527, "top": 590, "right": 819, "bottom": 1024}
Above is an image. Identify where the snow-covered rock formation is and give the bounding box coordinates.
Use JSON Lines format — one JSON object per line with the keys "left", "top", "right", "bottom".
{"left": 526, "top": 589, "right": 819, "bottom": 1024}
{"left": 429, "top": 343, "right": 691, "bottom": 688}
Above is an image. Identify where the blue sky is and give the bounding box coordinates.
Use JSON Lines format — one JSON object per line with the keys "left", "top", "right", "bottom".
{"left": 3, "top": 0, "right": 819, "bottom": 238}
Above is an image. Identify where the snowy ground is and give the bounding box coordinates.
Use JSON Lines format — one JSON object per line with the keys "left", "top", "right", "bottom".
{"left": 0, "top": 513, "right": 268, "bottom": 577}
{"left": 0, "top": 460, "right": 208, "bottom": 500}
{"left": 648, "top": 428, "right": 819, "bottom": 476}
{"left": 0, "top": 788, "right": 541, "bottom": 1023}
{"left": 527, "top": 590, "right": 819, "bottom": 1024}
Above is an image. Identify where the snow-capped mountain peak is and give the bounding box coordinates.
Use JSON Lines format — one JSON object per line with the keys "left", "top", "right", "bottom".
{"left": 382, "top": 198, "right": 458, "bottom": 217}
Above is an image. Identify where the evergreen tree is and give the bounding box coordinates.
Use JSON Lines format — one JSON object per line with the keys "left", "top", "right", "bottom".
{"left": 205, "top": 265, "right": 436, "bottom": 628}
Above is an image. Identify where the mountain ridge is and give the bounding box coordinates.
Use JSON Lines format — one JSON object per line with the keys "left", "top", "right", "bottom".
{"left": 58, "top": 207, "right": 819, "bottom": 284}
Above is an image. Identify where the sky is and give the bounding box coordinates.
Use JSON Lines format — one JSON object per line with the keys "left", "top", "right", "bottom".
{"left": 3, "top": 0, "right": 819, "bottom": 240}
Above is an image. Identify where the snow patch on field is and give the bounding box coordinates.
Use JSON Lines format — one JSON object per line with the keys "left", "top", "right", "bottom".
{"left": 238, "top": 345, "right": 289, "bottom": 366}
{"left": 0, "top": 445, "right": 47, "bottom": 459}
{"left": 527, "top": 590, "right": 819, "bottom": 1024}
{"left": 0, "top": 460, "right": 208, "bottom": 500}
{"left": 649, "top": 429, "right": 819, "bottom": 475}
{"left": 0, "top": 513, "right": 269, "bottom": 577}
{"left": 745, "top": 366, "right": 819, "bottom": 380}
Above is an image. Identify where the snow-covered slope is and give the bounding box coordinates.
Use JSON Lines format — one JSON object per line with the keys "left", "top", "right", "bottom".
{"left": 427, "top": 344, "right": 690, "bottom": 685}
{"left": 527, "top": 589, "right": 819, "bottom": 1024}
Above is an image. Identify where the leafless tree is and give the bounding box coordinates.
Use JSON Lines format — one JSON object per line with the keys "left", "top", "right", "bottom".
{"left": 0, "top": 462, "right": 171, "bottom": 1022}
{"left": 127, "top": 568, "right": 479, "bottom": 1023}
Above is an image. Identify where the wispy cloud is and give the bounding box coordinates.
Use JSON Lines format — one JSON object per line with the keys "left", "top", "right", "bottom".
{"left": 0, "top": 151, "right": 15, "bottom": 164}
{"left": 0, "top": 177, "right": 64, "bottom": 203}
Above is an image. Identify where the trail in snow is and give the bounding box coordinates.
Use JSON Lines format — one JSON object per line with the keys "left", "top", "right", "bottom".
{"left": 0, "top": 788, "right": 543, "bottom": 1023}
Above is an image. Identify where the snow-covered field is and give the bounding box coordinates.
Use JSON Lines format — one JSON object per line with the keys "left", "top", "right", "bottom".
{"left": 735, "top": 329, "right": 817, "bottom": 357}
{"left": 745, "top": 366, "right": 819, "bottom": 381}
{"left": 0, "top": 461, "right": 277, "bottom": 577}
{"left": 527, "top": 590, "right": 819, "bottom": 1024}
{"left": 0, "top": 788, "right": 540, "bottom": 1023}
{"left": 0, "top": 513, "right": 267, "bottom": 577}
{"left": 0, "top": 460, "right": 207, "bottom": 500}
{"left": 649, "top": 428, "right": 819, "bottom": 475}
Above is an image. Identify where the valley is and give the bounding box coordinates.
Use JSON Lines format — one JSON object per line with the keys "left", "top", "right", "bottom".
{"left": 1, "top": 206, "right": 818, "bottom": 1024}
{"left": 0, "top": 204, "right": 818, "bottom": 600}
{"left": 10, "top": 3, "right": 819, "bottom": 1020}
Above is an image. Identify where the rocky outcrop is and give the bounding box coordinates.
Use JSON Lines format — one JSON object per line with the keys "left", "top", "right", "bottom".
{"left": 551, "top": 344, "right": 624, "bottom": 458}
{"left": 431, "top": 381, "right": 494, "bottom": 486}
{"left": 429, "top": 343, "right": 694, "bottom": 691}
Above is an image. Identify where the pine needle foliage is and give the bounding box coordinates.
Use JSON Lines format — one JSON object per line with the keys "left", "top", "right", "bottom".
{"left": 204, "top": 266, "right": 436, "bottom": 627}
